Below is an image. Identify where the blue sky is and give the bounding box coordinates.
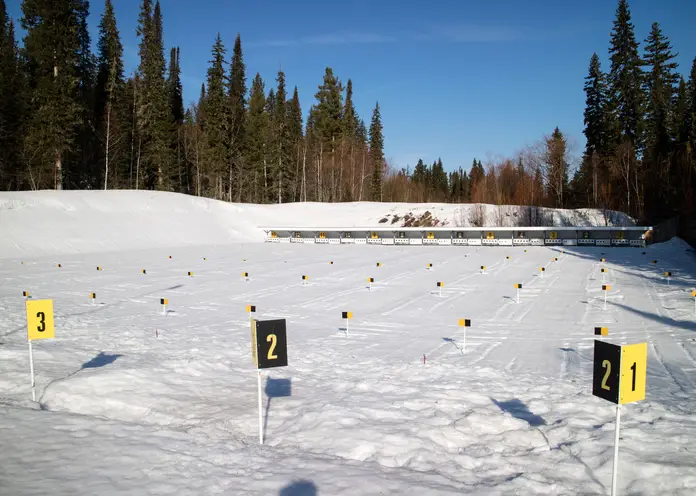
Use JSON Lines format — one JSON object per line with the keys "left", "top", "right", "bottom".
{"left": 7, "top": 0, "right": 696, "bottom": 173}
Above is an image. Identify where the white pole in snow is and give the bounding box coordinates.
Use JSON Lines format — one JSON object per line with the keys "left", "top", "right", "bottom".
{"left": 517, "top": 287, "right": 520, "bottom": 305}
{"left": 257, "top": 369, "right": 263, "bottom": 445}
{"left": 611, "top": 404, "right": 622, "bottom": 496}
{"left": 604, "top": 290, "right": 608, "bottom": 311}
{"left": 28, "top": 340, "right": 36, "bottom": 402}
{"left": 462, "top": 326, "right": 466, "bottom": 354}
{"left": 346, "top": 318, "right": 349, "bottom": 337}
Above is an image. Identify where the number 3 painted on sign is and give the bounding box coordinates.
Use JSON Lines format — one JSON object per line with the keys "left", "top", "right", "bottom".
{"left": 601, "top": 359, "right": 611, "bottom": 390}
{"left": 36, "top": 311, "right": 46, "bottom": 332}
{"left": 267, "top": 333, "right": 278, "bottom": 360}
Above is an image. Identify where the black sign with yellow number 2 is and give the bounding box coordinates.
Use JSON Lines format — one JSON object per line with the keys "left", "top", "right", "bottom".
{"left": 251, "top": 319, "right": 288, "bottom": 369}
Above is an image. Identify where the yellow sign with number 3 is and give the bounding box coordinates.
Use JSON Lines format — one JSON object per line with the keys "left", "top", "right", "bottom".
{"left": 26, "top": 299, "right": 55, "bottom": 341}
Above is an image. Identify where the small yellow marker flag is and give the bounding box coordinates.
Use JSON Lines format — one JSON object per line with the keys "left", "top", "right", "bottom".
{"left": 141, "top": 269, "right": 147, "bottom": 274}
{"left": 96, "top": 266, "right": 102, "bottom": 271}
{"left": 342, "top": 311, "right": 353, "bottom": 319}
{"left": 692, "top": 290, "right": 696, "bottom": 298}
{"left": 594, "top": 326, "right": 608, "bottom": 336}
{"left": 23, "top": 291, "right": 29, "bottom": 297}
{"left": 246, "top": 305, "right": 256, "bottom": 313}
{"left": 160, "top": 298, "right": 168, "bottom": 305}
{"left": 458, "top": 319, "right": 471, "bottom": 327}
{"left": 90, "top": 292, "right": 96, "bottom": 299}
{"left": 368, "top": 277, "right": 374, "bottom": 283}
{"left": 188, "top": 271, "right": 194, "bottom": 277}
{"left": 437, "top": 281, "right": 444, "bottom": 287}
{"left": 514, "top": 283, "right": 522, "bottom": 289}
{"left": 603, "top": 284, "right": 611, "bottom": 291}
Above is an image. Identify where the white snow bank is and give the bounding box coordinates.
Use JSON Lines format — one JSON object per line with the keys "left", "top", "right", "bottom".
{"left": 0, "top": 190, "right": 635, "bottom": 259}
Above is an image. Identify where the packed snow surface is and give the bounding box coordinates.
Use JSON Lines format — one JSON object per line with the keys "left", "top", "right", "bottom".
{"left": 0, "top": 191, "right": 693, "bottom": 495}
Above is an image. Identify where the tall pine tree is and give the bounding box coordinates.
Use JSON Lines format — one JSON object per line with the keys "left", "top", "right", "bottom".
{"left": 369, "top": 102, "right": 384, "bottom": 201}
{"left": 202, "top": 34, "right": 228, "bottom": 199}
{"left": 642, "top": 22, "right": 679, "bottom": 220}
{"left": 21, "top": 0, "right": 85, "bottom": 189}
{"left": 95, "top": 0, "right": 126, "bottom": 190}
{"left": 245, "top": 73, "right": 267, "bottom": 203}
{"left": 0, "top": 1, "right": 22, "bottom": 190}
{"left": 607, "top": 0, "right": 644, "bottom": 216}
{"left": 136, "top": 0, "right": 169, "bottom": 189}
{"left": 228, "top": 33, "right": 246, "bottom": 201}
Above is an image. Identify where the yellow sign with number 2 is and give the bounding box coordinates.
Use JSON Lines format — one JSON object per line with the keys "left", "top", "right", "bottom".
{"left": 26, "top": 299, "right": 55, "bottom": 341}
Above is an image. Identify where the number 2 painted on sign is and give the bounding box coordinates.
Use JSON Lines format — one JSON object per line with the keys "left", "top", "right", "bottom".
{"left": 267, "top": 333, "right": 278, "bottom": 360}
{"left": 36, "top": 311, "right": 46, "bottom": 332}
{"left": 601, "top": 359, "right": 611, "bottom": 390}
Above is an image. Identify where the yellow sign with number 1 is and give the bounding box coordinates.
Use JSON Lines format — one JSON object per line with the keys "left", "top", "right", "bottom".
{"left": 620, "top": 342, "right": 647, "bottom": 404}
{"left": 26, "top": 299, "right": 55, "bottom": 341}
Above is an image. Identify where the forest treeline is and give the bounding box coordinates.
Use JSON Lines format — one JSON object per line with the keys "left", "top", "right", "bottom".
{"left": 0, "top": 0, "right": 694, "bottom": 225}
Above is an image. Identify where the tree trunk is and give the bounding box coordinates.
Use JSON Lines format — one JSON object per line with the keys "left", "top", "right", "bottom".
{"left": 302, "top": 143, "right": 307, "bottom": 202}
{"left": 54, "top": 149, "right": 62, "bottom": 190}
{"left": 136, "top": 137, "right": 142, "bottom": 190}
{"left": 104, "top": 105, "right": 111, "bottom": 190}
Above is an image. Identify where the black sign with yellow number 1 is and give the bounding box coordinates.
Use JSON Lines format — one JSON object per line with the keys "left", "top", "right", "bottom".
{"left": 251, "top": 319, "right": 288, "bottom": 369}
{"left": 593, "top": 339, "right": 647, "bottom": 404}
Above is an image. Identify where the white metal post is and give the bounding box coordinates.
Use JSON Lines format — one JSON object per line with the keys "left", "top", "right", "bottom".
{"left": 611, "top": 404, "right": 622, "bottom": 496}
{"left": 517, "top": 288, "right": 520, "bottom": 305}
{"left": 462, "top": 326, "right": 466, "bottom": 354}
{"left": 257, "top": 370, "right": 263, "bottom": 445}
{"left": 604, "top": 290, "right": 608, "bottom": 311}
{"left": 28, "top": 340, "right": 35, "bottom": 401}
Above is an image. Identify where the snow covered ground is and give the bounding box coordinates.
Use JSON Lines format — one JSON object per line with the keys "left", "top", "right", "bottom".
{"left": 0, "top": 191, "right": 694, "bottom": 495}
{"left": 0, "top": 191, "right": 634, "bottom": 259}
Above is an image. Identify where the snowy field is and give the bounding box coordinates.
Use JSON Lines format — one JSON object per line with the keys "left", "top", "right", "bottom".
{"left": 1, "top": 192, "right": 695, "bottom": 495}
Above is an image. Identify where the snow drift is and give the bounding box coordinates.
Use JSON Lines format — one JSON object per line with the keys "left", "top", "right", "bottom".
{"left": 0, "top": 190, "right": 635, "bottom": 259}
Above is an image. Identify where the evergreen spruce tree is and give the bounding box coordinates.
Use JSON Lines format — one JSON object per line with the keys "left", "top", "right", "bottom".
{"left": 286, "top": 86, "right": 303, "bottom": 201}
{"left": 95, "top": 0, "right": 126, "bottom": 189}
{"left": 0, "top": 3, "right": 22, "bottom": 190}
{"left": 271, "top": 69, "right": 291, "bottom": 203}
{"left": 227, "top": 33, "right": 246, "bottom": 201}
{"left": 136, "top": 0, "right": 169, "bottom": 189}
{"left": 577, "top": 53, "right": 611, "bottom": 207}
{"left": 245, "top": 73, "right": 268, "bottom": 203}
{"left": 343, "top": 78, "right": 359, "bottom": 138}
{"left": 166, "top": 46, "right": 185, "bottom": 192}
{"left": 642, "top": 22, "right": 679, "bottom": 219}
{"left": 202, "top": 34, "right": 228, "bottom": 199}
{"left": 72, "top": 0, "right": 97, "bottom": 187}
{"left": 21, "top": 0, "right": 85, "bottom": 189}
{"left": 608, "top": 0, "right": 644, "bottom": 147}
{"left": 369, "top": 101, "right": 384, "bottom": 201}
